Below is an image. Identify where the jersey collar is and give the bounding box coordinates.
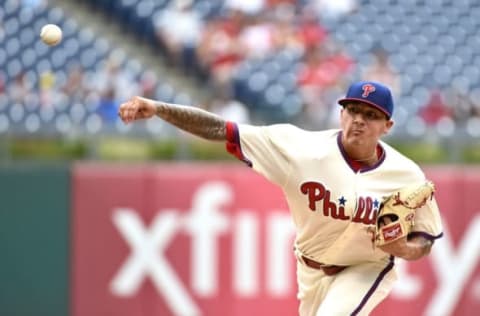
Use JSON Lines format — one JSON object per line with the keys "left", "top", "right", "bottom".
{"left": 336, "top": 131, "right": 386, "bottom": 173}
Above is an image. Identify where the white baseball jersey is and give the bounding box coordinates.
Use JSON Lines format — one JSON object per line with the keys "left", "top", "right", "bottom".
{"left": 226, "top": 122, "right": 443, "bottom": 315}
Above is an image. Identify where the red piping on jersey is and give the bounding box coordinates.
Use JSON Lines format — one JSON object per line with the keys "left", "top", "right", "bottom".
{"left": 225, "top": 121, "right": 252, "bottom": 167}
{"left": 337, "top": 132, "right": 385, "bottom": 173}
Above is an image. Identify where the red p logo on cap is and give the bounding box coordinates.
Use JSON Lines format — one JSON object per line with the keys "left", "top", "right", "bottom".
{"left": 362, "top": 84, "right": 376, "bottom": 97}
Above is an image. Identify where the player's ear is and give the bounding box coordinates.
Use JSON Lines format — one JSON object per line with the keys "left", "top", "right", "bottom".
{"left": 383, "top": 119, "right": 394, "bottom": 134}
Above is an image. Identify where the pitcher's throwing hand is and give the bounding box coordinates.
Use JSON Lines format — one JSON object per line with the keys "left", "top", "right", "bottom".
{"left": 118, "top": 96, "right": 156, "bottom": 124}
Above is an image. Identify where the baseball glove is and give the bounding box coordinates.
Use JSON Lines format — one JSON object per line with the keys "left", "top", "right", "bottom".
{"left": 374, "top": 180, "right": 435, "bottom": 246}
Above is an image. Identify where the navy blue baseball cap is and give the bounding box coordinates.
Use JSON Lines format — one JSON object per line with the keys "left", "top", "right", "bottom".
{"left": 338, "top": 81, "right": 394, "bottom": 119}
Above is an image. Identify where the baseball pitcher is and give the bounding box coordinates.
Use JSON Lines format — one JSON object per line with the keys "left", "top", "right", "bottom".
{"left": 118, "top": 81, "right": 443, "bottom": 316}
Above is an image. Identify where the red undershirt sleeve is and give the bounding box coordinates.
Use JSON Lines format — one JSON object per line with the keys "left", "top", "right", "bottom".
{"left": 225, "top": 121, "right": 252, "bottom": 167}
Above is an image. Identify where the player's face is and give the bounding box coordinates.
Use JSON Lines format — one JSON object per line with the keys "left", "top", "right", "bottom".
{"left": 340, "top": 102, "right": 393, "bottom": 146}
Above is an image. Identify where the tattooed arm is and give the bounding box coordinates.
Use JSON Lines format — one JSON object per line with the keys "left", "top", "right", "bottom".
{"left": 118, "top": 96, "right": 227, "bottom": 141}
{"left": 378, "top": 235, "right": 433, "bottom": 261}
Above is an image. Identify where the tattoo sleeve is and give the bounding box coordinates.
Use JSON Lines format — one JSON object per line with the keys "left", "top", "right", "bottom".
{"left": 154, "top": 101, "right": 227, "bottom": 141}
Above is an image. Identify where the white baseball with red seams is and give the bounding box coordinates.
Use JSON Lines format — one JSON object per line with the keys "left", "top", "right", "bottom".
{"left": 40, "top": 24, "right": 62, "bottom": 46}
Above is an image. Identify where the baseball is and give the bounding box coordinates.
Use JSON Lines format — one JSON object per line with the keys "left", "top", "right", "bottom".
{"left": 40, "top": 24, "right": 62, "bottom": 46}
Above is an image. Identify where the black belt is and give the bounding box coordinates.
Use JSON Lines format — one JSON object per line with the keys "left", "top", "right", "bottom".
{"left": 301, "top": 256, "right": 347, "bottom": 276}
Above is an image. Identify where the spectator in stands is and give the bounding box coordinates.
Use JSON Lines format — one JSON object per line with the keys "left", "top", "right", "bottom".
{"left": 224, "top": 0, "right": 265, "bottom": 15}
{"left": 196, "top": 10, "right": 245, "bottom": 93}
{"left": 93, "top": 53, "right": 139, "bottom": 123}
{"left": 442, "top": 85, "right": 475, "bottom": 124}
{"left": 139, "top": 70, "right": 158, "bottom": 100}
{"left": 297, "top": 41, "right": 354, "bottom": 127}
{"left": 97, "top": 87, "right": 119, "bottom": 123}
{"left": 95, "top": 53, "right": 139, "bottom": 105}
{"left": 269, "top": 3, "right": 303, "bottom": 51}
{"left": 62, "top": 64, "right": 87, "bottom": 100}
{"left": 207, "top": 90, "right": 251, "bottom": 124}
{"left": 296, "top": 7, "right": 328, "bottom": 52}
{"left": 8, "top": 72, "right": 30, "bottom": 103}
{"left": 470, "top": 89, "right": 480, "bottom": 119}
{"left": 362, "top": 48, "right": 400, "bottom": 97}
{"left": 154, "top": 0, "right": 204, "bottom": 71}
{"left": 237, "top": 12, "right": 276, "bottom": 59}
{"left": 39, "top": 71, "right": 56, "bottom": 107}
{"left": 418, "top": 90, "right": 453, "bottom": 126}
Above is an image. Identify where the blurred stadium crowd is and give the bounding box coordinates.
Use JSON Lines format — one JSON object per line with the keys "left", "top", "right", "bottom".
{"left": 1, "top": 0, "right": 480, "bottom": 139}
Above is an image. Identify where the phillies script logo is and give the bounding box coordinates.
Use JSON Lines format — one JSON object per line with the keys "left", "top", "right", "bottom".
{"left": 300, "top": 181, "right": 379, "bottom": 224}
{"left": 362, "top": 83, "right": 376, "bottom": 97}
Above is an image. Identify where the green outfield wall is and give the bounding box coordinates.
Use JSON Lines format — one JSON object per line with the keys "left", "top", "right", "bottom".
{"left": 0, "top": 164, "right": 70, "bottom": 316}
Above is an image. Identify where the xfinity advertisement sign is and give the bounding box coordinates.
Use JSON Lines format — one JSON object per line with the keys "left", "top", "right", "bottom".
{"left": 71, "top": 164, "right": 479, "bottom": 316}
